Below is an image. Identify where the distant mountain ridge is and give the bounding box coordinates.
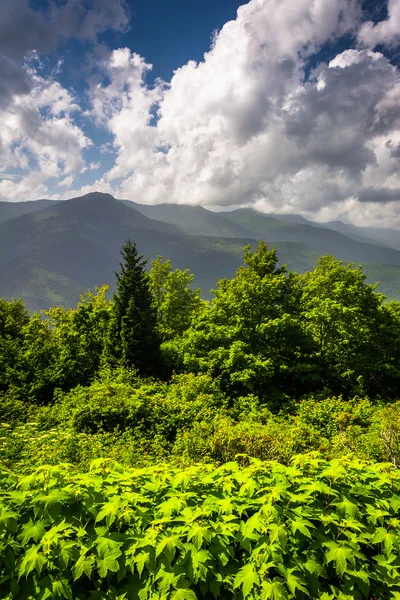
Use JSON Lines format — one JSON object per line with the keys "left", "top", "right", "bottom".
{"left": 0, "top": 199, "right": 61, "bottom": 222}
{"left": 1, "top": 192, "right": 400, "bottom": 311}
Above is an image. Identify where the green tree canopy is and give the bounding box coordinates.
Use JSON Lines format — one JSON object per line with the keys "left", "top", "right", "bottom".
{"left": 106, "top": 239, "right": 160, "bottom": 376}
{"left": 182, "top": 241, "right": 318, "bottom": 403}
{"left": 299, "top": 255, "right": 400, "bottom": 397}
{"left": 149, "top": 256, "right": 202, "bottom": 341}
{"left": 0, "top": 298, "right": 30, "bottom": 393}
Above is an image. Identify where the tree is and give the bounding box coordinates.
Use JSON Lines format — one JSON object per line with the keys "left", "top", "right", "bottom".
{"left": 106, "top": 239, "right": 160, "bottom": 376}
{"left": 0, "top": 298, "right": 30, "bottom": 393}
{"left": 182, "top": 242, "right": 318, "bottom": 403}
{"left": 42, "top": 285, "right": 112, "bottom": 390}
{"left": 149, "top": 256, "right": 202, "bottom": 341}
{"left": 298, "top": 255, "right": 398, "bottom": 397}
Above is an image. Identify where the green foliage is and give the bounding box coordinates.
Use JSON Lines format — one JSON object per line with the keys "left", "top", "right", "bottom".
{"left": 1, "top": 457, "right": 400, "bottom": 599}
{"left": 44, "top": 285, "right": 112, "bottom": 388}
{"left": 106, "top": 239, "right": 161, "bottom": 376}
{"left": 287, "top": 396, "right": 376, "bottom": 439}
{"left": 149, "top": 256, "right": 202, "bottom": 341}
{"left": 19, "top": 287, "right": 112, "bottom": 402}
{"left": 182, "top": 242, "right": 318, "bottom": 402}
{"left": 299, "top": 255, "right": 400, "bottom": 397}
{"left": 5, "top": 240, "right": 400, "bottom": 600}
{"left": 0, "top": 299, "right": 30, "bottom": 393}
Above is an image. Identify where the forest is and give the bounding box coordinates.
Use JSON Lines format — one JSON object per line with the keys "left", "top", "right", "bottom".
{"left": 1, "top": 240, "right": 400, "bottom": 599}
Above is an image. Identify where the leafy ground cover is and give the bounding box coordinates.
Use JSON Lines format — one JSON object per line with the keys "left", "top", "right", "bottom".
{"left": 1, "top": 456, "right": 400, "bottom": 599}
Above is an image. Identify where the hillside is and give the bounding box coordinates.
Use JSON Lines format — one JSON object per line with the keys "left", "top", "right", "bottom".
{"left": 2, "top": 193, "right": 400, "bottom": 310}
{"left": 0, "top": 199, "right": 60, "bottom": 222}
{"left": 0, "top": 193, "right": 254, "bottom": 310}
{"left": 123, "top": 202, "right": 253, "bottom": 238}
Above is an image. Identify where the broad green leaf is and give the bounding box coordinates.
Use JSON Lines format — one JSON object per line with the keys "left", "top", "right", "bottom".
{"left": 96, "top": 536, "right": 122, "bottom": 558}
{"left": 290, "top": 517, "right": 314, "bottom": 538}
{"left": 52, "top": 578, "right": 73, "bottom": 599}
{"left": 19, "top": 519, "right": 46, "bottom": 544}
{"left": 156, "top": 534, "right": 181, "bottom": 561}
{"left": 261, "top": 579, "right": 288, "bottom": 600}
{"left": 95, "top": 497, "right": 123, "bottom": 527}
{"left": 97, "top": 552, "right": 120, "bottom": 578}
{"left": 233, "top": 564, "right": 259, "bottom": 598}
{"left": 171, "top": 590, "right": 197, "bottom": 600}
{"left": 334, "top": 497, "right": 359, "bottom": 519}
{"left": 269, "top": 523, "right": 287, "bottom": 548}
{"left": 373, "top": 528, "right": 397, "bottom": 556}
{"left": 18, "top": 545, "right": 47, "bottom": 578}
{"left": 135, "top": 551, "right": 151, "bottom": 577}
{"left": 325, "top": 543, "right": 354, "bottom": 578}
{"left": 0, "top": 507, "right": 18, "bottom": 532}
{"left": 73, "top": 555, "right": 95, "bottom": 580}
{"left": 155, "top": 567, "right": 181, "bottom": 594}
{"left": 33, "top": 489, "right": 70, "bottom": 508}
{"left": 286, "top": 570, "right": 309, "bottom": 596}
{"left": 187, "top": 524, "right": 211, "bottom": 549}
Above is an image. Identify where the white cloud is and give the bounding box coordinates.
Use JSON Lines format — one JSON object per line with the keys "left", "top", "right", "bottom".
{"left": 0, "top": 68, "right": 91, "bottom": 201}
{"left": 2, "top": 0, "right": 400, "bottom": 229}
{"left": 0, "top": 0, "right": 130, "bottom": 61}
{"left": 358, "top": 0, "right": 400, "bottom": 48}
{"left": 78, "top": 0, "right": 400, "bottom": 227}
{"left": 59, "top": 175, "right": 75, "bottom": 187}
{"left": 0, "top": 0, "right": 131, "bottom": 202}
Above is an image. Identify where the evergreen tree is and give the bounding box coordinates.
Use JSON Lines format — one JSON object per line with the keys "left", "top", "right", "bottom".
{"left": 106, "top": 239, "right": 160, "bottom": 375}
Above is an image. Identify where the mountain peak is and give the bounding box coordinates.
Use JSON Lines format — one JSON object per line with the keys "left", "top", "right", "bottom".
{"left": 73, "top": 192, "right": 117, "bottom": 203}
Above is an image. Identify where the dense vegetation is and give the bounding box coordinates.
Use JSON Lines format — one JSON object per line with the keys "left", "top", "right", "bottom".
{"left": 1, "top": 458, "right": 400, "bottom": 599}
{"left": 2, "top": 239, "right": 400, "bottom": 598}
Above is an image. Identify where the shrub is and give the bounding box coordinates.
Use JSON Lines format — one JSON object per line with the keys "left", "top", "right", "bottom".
{"left": 0, "top": 392, "right": 27, "bottom": 427}
{"left": 288, "top": 396, "right": 376, "bottom": 439}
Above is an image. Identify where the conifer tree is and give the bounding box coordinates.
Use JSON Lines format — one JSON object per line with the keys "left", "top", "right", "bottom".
{"left": 106, "top": 239, "right": 160, "bottom": 375}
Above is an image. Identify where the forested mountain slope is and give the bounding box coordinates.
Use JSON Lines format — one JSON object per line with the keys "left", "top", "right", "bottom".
{"left": 0, "top": 193, "right": 250, "bottom": 310}
{"left": 131, "top": 202, "right": 398, "bottom": 255}
{"left": 3, "top": 192, "right": 400, "bottom": 310}
{"left": 0, "top": 199, "right": 60, "bottom": 222}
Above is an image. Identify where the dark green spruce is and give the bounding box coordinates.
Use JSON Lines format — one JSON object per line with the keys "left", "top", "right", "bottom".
{"left": 105, "top": 239, "right": 161, "bottom": 376}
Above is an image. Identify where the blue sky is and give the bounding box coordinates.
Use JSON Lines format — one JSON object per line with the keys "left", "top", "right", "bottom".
{"left": 0, "top": 0, "right": 399, "bottom": 228}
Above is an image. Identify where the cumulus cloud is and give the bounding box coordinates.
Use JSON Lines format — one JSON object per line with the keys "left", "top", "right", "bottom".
{"left": 2, "top": 0, "right": 400, "bottom": 228}
{"left": 0, "top": 0, "right": 130, "bottom": 108}
{"left": 358, "top": 0, "right": 400, "bottom": 48}
{"left": 0, "top": 0, "right": 130, "bottom": 201}
{"left": 78, "top": 0, "right": 399, "bottom": 226}
{"left": 0, "top": 56, "right": 32, "bottom": 106}
{"left": 358, "top": 186, "right": 400, "bottom": 203}
{"left": 0, "top": 0, "right": 129, "bottom": 61}
{"left": 0, "top": 70, "right": 91, "bottom": 201}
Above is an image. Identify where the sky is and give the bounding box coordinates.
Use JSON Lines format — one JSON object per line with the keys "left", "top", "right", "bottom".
{"left": 0, "top": 0, "right": 400, "bottom": 228}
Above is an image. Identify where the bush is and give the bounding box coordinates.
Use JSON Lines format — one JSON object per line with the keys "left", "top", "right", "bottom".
{"left": 287, "top": 395, "right": 376, "bottom": 438}
{"left": 331, "top": 401, "right": 400, "bottom": 465}
{"left": 209, "top": 416, "right": 327, "bottom": 464}
{"left": 0, "top": 392, "right": 27, "bottom": 427}
{"left": 63, "top": 372, "right": 227, "bottom": 441}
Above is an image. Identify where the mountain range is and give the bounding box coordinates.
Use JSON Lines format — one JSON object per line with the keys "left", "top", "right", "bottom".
{"left": 1, "top": 192, "right": 400, "bottom": 311}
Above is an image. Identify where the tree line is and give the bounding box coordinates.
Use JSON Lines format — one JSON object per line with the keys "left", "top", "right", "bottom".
{"left": 2, "top": 238, "right": 400, "bottom": 406}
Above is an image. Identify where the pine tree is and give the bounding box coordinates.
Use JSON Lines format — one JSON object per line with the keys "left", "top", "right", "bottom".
{"left": 106, "top": 239, "right": 160, "bottom": 376}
